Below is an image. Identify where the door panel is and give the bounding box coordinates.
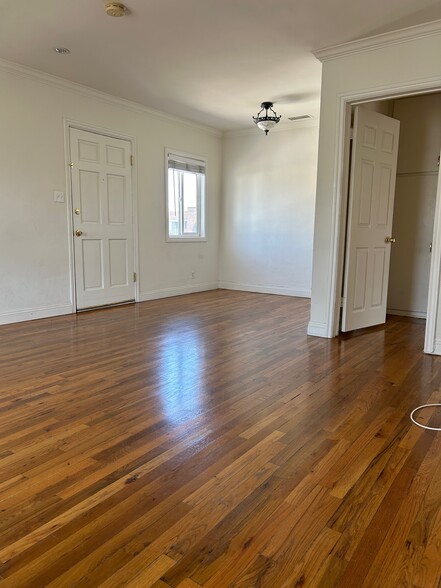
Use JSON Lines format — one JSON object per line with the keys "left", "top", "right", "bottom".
{"left": 353, "top": 248, "right": 368, "bottom": 311}
{"left": 377, "top": 165, "right": 392, "bottom": 225}
{"left": 79, "top": 171, "right": 101, "bottom": 223}
{"left": 107, "top": 175, "right": 126, "bottom": 223}
{"left": 372, "top": 248, "right": 386, "bottom": 307}
{"left": 106, "top": 145, "right": 125, "bottom": 167}
{"left": 82, "top": 240, "right": 103, "bottom": 290}
{"left": 70, "top": 128, "right": 135, "bottom": 310}
{"left": 342, "top": 107, "right": 400, "bottom": 332}
{"left": 109, "top": 239, "right": 128, "bottom": 287}
{"left": 358, "top": 161, "right": 374, "bottom": 225}
{"left": 78, "top": 139, "right": 100, "bottom": 163}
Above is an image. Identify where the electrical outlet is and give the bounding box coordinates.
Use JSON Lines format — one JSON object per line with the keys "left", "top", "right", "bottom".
{"left": 191, "top": 272, "right": 195, "bottom": 280}
{"left": 54, "top": 191, "right": 65, "bottom": 203}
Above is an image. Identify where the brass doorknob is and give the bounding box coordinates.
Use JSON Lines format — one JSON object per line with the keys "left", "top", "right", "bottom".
{"left": 385, "top": 236, "right": 396, "bottom": 244}
{"left": 75, "top": 229, "right": 83, "bottom": 237}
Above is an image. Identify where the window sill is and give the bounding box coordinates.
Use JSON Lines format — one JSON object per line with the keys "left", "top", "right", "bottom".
{"left": 166, "top": 237, "right": 207, "bottom": 243}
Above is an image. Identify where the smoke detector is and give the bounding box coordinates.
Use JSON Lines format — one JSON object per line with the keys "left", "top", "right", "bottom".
{"left": 105, "top": 2, "right": 127, "bottom": 17}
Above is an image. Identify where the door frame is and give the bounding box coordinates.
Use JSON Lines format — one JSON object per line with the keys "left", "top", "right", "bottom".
{"left": 326, "top": 81, "right": 441, "bottom": 353}
{"left": 63, "top": 119, "right": 140, "bottom": 311}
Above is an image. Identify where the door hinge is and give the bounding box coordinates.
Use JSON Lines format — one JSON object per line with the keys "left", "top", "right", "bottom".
{"left": 130, "top": 155, "right": 134, "bottom": 166}
{"left": 133, "top": 272, "right": 137, "bottom": 283}
{"left": 350, "top": 128, "right": 354, "bottom": 140}
{"left": 341, "top": 297, "right": 345, "bottom": 308}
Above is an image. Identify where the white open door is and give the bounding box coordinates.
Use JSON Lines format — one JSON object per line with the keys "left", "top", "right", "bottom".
{"left": 342, "top": 107, "right": 400, "bottom": 332}
{"left": 424, "top": 149, "right": 441, "bottom": 353}
{"left": 70, "top": 128, "right": 135, "bottom": 310}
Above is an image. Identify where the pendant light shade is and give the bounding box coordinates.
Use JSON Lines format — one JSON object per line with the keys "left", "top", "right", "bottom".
{"left": 253, "top": 102, "right": 281, "bottom": 135}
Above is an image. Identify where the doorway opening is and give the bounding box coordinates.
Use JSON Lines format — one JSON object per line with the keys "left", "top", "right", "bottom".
{"left": 340, "top": 91, "right": 441, "bottom": 351}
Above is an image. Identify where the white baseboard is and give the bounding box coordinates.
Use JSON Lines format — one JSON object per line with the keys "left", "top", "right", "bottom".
{"left": 307, "top": 320, "right": 330, "bottom": 337}
{"left": 218, "top": 281, "right": 311, "bottom": 298}
{"left": 0, "top": 304, "right": 73, "bottom": 326}
{"left": 432, "top": 339, "right": 441, "bottom": 355}
{"left": 139, "top": 282, "right": 218, "bottom": 302}
{"left": 387, "top": 308, "right": 427, "bottom": 319}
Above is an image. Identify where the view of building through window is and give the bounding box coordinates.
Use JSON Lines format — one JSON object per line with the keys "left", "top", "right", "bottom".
{"left": 168, "top": 170, "right": 198, "bottom": 235}
{"left": 167, "top": 158, "right": 205, "bottom": 239}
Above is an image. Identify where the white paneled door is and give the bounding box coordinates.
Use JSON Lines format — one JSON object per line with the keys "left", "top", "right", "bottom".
{"left": 70, "top": 128, "right": 135, "bottom": 310}
{"left": 342, "top": 107, "right": 400, "bottom": 332}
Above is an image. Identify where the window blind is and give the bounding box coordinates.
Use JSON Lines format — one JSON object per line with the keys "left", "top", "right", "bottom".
{"left": 167, "top": 153, "right": 206, "bottom": 175}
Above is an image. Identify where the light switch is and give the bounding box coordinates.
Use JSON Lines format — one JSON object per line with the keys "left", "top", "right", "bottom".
{"left": 54, "top": 191, "right": 65, "bottom": 203}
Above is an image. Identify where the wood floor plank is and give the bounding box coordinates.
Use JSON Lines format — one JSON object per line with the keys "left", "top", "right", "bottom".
{"left": 0, "top": 291, "right": 440, "bottom": 586}
{"left": 0, "top": 427, "right": 213, "bottom": 565}
{"left": 175, "top": 580, "right": 202, "bottom": 588}
{"left": 101, "top": 554, "right": 176, "bottom": 588}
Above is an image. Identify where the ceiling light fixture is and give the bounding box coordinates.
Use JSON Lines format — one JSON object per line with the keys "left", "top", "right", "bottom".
{"left": 105, "top": 2, "right": 127, "bottom": 17}
{"left": 253, "top": 102, "right": 281, "bottom": 135}
{"left": 54, "top": 47, "right": 70, "bottom": 54}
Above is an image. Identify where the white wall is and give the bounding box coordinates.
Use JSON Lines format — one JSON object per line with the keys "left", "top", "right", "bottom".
{"left": 219, "top": 124, "right": 319, "bottom": 297}
{"left": 387, "top": 94, "right": 441, "bottom": 318}
{"left": 309, "top": 21, "right": 441, "bottom": 338}
{"left": 0, "top": 62, "right": 222, "bottom": 324}
{"left": 358, "top": 99, "right": 394, "bottom": 117}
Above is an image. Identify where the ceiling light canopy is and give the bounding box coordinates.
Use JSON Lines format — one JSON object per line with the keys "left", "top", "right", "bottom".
{"left": 105, "top": 2, "right": 127, "bottom": 17}
{"left": 253, "top": 102, "right": 281, "bottom": 135}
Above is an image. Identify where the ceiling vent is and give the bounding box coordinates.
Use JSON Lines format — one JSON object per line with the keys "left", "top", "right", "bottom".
{"left": 288, "top": 114, "right": 313, "bottom": 121}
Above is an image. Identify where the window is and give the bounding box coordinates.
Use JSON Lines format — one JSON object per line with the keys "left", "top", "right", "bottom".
{"left": 166, "top": 151, "right": 206, "bottom": 240}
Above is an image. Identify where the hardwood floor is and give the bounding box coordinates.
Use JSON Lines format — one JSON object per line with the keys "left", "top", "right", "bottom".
{"left": 1, "top": 289, "right": 441, "bottom": 587}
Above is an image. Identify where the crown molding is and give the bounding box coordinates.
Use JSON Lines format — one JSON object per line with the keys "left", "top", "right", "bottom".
{"left": 314, "top": 18, "right": 441, "bottom": 62}
{"left": 224, "top": 117, "right": 319, "bottom": 138}
{"left": 0, "top": 57, "right": 222, "bottom": 137}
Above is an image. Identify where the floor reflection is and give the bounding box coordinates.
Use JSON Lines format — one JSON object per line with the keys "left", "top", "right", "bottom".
{"left": 157, "top": 320, "right": 206, "bottom": 425}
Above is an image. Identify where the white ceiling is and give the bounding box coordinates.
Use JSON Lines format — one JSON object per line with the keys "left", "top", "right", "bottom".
{"left": 1, "top": 0, "right": 440, "bottom": 130}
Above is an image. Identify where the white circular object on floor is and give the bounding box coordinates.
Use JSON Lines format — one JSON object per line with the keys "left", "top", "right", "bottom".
{"left": 410, "top": 404, "right": 441, "bottom": 431}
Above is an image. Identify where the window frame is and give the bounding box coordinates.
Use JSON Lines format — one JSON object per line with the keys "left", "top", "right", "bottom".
{"left": 165, "top": 148, "right": 207, "bottom": 243}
